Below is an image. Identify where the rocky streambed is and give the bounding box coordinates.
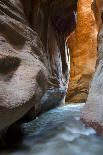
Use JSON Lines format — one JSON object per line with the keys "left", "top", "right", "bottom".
{"left": 0, "top": 103, "right": 103, "bottom": 155}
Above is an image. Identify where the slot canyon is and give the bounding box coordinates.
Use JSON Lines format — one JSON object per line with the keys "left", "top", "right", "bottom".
{"left": 0, "top": 0, "right": 103, "bottom": 154}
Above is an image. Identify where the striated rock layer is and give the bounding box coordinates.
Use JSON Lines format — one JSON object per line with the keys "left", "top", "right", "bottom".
{"left": 66, "top": 0, "right": 98, "bottom": 103}
{"left": 0, "top": 0, "right": 77, "bottom": 131}
{"left": 81, "top": 0, "right": 103, "bottom": 135}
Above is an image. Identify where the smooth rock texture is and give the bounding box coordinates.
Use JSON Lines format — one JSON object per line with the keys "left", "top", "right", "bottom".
{"left": 82, "top": 0, "right": 103, "bottom": 135}
{"left": 66, "top": 0, "right": 98, "bottom": 103}
{"left": 0, "top": 0, "right": 77, "bottom": 131}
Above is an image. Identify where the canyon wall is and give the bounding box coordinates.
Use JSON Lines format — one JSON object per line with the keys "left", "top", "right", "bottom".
{"left": 66, "top": 0, "right": 98, "bottom": 103}
{"left": 0, "top": 0, "right": 77, "bottom": 132}
{"left": 82, "top": 0, "right": 103, "bottom": 134}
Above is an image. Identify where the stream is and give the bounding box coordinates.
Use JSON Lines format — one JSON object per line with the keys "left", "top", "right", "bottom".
{"left": 0, "top": 103, "right": 103, "bottom": 155}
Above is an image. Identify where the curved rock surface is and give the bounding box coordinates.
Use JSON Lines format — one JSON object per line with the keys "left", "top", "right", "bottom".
{"left": 81, "top": 0, "right": 103, "bottom": 135}
{"left": 66, "top": 0, "right": 98, "bottom": 103}
{"left": 0, "top": 0, "right": 77, "bottom": 131}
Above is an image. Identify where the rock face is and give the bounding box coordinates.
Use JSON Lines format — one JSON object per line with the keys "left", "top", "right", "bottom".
{"left": 0, "top": 0, "right": 77, "bottom": 131}
{"left": 66, "top": 0, "right": 98, "bottom": 103}
{"left": 81, "top": 0, "right": 103, "bottom": 134}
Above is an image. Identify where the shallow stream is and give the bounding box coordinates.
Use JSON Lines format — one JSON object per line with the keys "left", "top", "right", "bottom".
{"left": 1, "top": 104, "right": 103, "bottom": 155}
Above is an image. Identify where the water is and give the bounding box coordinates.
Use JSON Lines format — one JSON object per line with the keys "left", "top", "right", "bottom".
{"left": 1, "top": 103, "right": 103, "bottom": 155}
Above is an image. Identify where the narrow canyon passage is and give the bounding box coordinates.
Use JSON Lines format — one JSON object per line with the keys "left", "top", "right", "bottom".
{"left": 0, "top": 0, "right": 103, "bottom": 155}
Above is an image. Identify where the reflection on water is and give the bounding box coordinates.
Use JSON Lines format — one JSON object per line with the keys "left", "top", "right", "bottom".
{"left": 1, "top": 103, "right": 103, "bottom": 155}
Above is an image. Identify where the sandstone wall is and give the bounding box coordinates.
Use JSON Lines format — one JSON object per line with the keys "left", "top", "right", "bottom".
{"left": 81, "top": 0, "right": 103, "bottom": 135}
{"left": 66, "top": 0, "right": 98, "bottom": 103}
{"left": 0, "top": 0, "right": 77, "bottom": 131}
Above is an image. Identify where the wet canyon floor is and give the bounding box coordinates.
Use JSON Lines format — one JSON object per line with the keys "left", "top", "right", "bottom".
{"left": 0, "top": 103, "right": 103, "bottom": 155}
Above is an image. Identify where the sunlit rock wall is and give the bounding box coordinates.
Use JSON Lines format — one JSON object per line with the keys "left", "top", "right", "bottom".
{"left": 66, "top": 0, "right": 98, "bottom": 103}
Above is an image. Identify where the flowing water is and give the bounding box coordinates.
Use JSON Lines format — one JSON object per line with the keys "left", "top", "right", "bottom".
{"left": 1, "top": 103, "right": 103, "bottom": 155}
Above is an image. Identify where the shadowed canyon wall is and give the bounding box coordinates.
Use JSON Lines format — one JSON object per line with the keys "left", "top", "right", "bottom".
{"left": 66, "top": 0, "right": 98, "bottom": 103}
{"left": 0, "top": 0, "right": 77, "bottom": 132}
{"left": 82, "top": 0, "right": 103, "bottom": 135}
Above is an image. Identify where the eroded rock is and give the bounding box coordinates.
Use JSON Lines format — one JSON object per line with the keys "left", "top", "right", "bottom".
{"left": 0, "top": 0, "right": 77, "bottom": 131}
{"left": 66, "top": 0, "right": 98, "bottom": 103}
{"left": 81, "top": 0, "right": 103, "bottom": 135}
